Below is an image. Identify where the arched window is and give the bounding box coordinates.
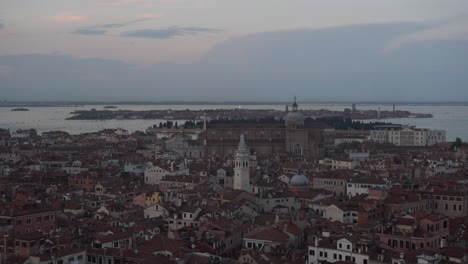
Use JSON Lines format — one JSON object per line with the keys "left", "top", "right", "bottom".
{"left": 293, "top": 144, "right": 302, "bottom": 156}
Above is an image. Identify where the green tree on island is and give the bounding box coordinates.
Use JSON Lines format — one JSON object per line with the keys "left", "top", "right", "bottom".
{"left": 452, "top": 137, "right": 463, "bottom": 150}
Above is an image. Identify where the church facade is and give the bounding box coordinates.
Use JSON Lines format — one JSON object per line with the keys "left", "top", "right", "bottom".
{"left": 204, "top": 98, "right": 332, "bottom": 161}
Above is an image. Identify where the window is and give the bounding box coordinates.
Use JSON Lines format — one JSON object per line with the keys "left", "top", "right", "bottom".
{"left": 36, "top": 217, "right": 41, "bottom": 222}
{"left": 310, "top": 250, "right": 315, "bottom": 256}
{"left": 293, "top": 144, "right": 302, "bottom": 156}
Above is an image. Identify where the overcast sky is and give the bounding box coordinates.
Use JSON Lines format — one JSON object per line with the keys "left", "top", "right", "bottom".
{"left": 1, "top": 0, "right": 467, "bottom": 101}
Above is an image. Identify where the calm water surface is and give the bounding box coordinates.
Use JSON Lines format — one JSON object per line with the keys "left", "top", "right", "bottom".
{"left": 1, "top": 104, "right": 467, "bottom": 141}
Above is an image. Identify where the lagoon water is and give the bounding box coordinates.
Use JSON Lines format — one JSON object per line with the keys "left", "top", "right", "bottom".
{"left": 0, "top": 103, "right": 467, "bottom": 141}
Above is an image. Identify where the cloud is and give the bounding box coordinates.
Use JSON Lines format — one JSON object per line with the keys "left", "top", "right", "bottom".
{"left": 122, "top": 26, "right": 222, "bottom": 39}
{"left": 72, "top": 18, "right": 147, "bottom": 36}
{"left": 2, "top": 23, "right": 467, "bottom": 103}
{"left": 384, "top": 16, "right": 468, "bottom": 52}
{"left": 100, "top": 18, "right": 147, "bottom": 29}
{"left": 49, "top": 13, "right": 87, "bottom": 23}
{"left": 72, "top": 28, "right": 108, "bottom": 36}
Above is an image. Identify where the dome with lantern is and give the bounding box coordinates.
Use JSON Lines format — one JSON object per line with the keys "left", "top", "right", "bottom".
{"left": 289, "top": 174, "right": 310, "bottom": 187}
{"left": 285, "top": 96, "right": 305, "bottom": 126}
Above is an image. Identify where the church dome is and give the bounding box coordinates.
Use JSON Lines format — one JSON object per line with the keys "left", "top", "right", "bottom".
{"left": 285, "top": 111, "right": 305, "bottom": 125}
{"left": 290, "top": 174, "right": 310, "bottom": 187}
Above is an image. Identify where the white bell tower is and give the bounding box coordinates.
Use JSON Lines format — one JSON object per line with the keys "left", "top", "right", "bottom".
{"left": 233, "top": 134, "right": 251, "bottom": 192}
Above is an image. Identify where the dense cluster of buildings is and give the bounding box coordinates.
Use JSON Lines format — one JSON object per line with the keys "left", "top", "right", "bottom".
{"left": 0, "top": 100, "right": 466, "bottom": 264}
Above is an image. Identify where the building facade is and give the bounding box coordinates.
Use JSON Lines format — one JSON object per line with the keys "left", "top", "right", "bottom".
{"left": 370, "top": 125, "right": 446, "bottom": 146}
{"left": 205, "top": 98, "right": 330, "bottom": 161}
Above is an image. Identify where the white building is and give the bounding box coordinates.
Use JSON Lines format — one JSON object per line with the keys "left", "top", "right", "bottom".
{"left": 370, "top": 125, "right": 445, "bottom": 146}
{"left": 347, "top": 178, "right": 387, "bottom": 197}
{"left": 233, "top": 134, "right": 251, "bottom": 192}
{"left": 144, "top": 160, "right": 188, "bottom": 185}
{"left": 308, "top": 237, "right": 370, "bottom": 264}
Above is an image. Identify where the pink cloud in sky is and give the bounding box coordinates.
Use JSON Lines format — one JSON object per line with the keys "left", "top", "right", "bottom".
{"left": 0, "top": 65, "right": 13, "bottom": 80}
{"left": 49, "top": 13, "right": 87, "bottom": 23}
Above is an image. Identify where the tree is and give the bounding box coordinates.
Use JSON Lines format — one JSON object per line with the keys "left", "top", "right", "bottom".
{"left": 452, "top": 137, "right": 463, "bottom": 150}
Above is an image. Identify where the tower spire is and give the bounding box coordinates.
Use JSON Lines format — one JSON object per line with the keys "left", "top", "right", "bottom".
{"left": 238, "top": 134, "right": 248, "bottom": 154}
{"left": 292, "top": 96, "right": 298, "bottom": 112}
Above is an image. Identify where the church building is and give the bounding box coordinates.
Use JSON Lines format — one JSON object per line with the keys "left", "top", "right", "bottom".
{"left": 204, "top": 98, "right": 332, "bottom": 161}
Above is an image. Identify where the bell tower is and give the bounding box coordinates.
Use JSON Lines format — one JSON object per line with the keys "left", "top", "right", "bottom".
{"left": 233, "top": 134, "right": 251, "bottom": 192}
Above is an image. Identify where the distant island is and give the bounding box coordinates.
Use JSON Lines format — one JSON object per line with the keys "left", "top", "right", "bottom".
{"left": 103, "top": 105, "right": 118, "bottom": 109}
{"left": 11, "top": 108, "right": 29, "bottom": 112}
{"left": 66, "top": 108, "right": 432, "bottom": 120}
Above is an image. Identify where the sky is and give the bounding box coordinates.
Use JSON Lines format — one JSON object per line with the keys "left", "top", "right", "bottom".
{"left": 0, "top": 0, "right": 468, "bottom": 101}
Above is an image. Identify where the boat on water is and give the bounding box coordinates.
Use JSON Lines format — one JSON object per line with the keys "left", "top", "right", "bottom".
{"left": 11, "top": 108, "right": 30, "bottom": 111}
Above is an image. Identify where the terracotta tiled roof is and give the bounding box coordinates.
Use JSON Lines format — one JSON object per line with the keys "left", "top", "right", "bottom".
{"left": 244, "top": 227, "right": 289, "bottom": 243}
